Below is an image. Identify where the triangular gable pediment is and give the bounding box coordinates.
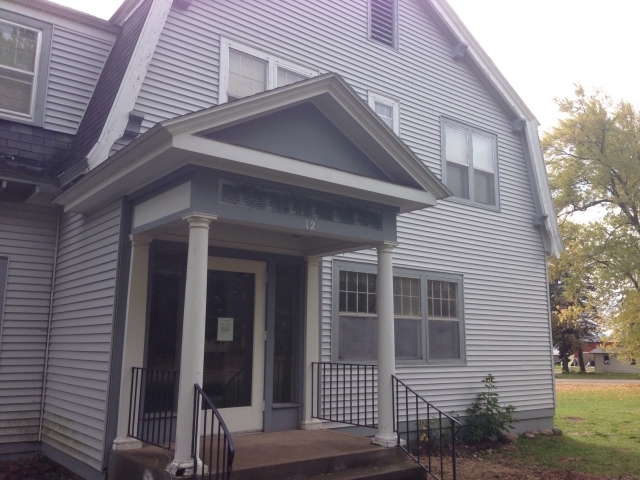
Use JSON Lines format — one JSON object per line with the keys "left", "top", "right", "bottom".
{"left": 164, "top": 74, "right": 449, "bottom": 199}
{"left": 202, "top": 102, "right": 397, "bottom": 184}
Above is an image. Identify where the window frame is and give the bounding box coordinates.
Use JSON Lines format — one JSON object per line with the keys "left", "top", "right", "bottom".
{"left": 368, "top": 90, "right": 400, "bottom": 135}
{"left": 331, "top": 260, "right": 466, "bottom": 366}
{"left": 368, "top": 0, "right": 399, "bottom": 51}
{"left": 0, "top": 10, "right": 52, "bottom": 126}
{"left": 440, "top": 118, "right": 501, "bottom": 211}
{"left": 218, "top": 38, "right": 319, "bottom": 105}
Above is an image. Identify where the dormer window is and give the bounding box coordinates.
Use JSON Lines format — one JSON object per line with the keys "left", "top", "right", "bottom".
{"left": 0, "top": 20, "right": 40, "bottom": 117}
{"left": 219, "top": 39, "right": 318, "bottom": 104}
{"left": 0, "top": 11, "right": 52, "bottom": 125}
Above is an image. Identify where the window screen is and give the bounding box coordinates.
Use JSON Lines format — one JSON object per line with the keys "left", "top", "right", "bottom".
{"left": 228, "top": 49, "right": 267, "bottom": 100}
{"left": 427, "top": 280, "right": 461, "bottom": 360}
{"left": 0, "top": 20, "right": 40, "bottom": 116}
{"left": 277, "top": 67, "right": 307, "bottom": 87}
{"left": 375, "top": 101, "right": 394, "bottom": 129}
{"left": 443, "top": 122, "right": 498, "bottom": 207}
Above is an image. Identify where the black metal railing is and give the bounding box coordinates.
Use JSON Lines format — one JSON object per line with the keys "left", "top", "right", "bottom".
{"left": 393, "top": 376, "right": 460, "bottom": 480}
{"left": 312, "top": 362, "right": 377, "bottom": 427}
{"left": 192, "top": 384, "right": 235, "bottom": 480}
{"left": 128, "top": 367, "right": 179, "bottom": 450}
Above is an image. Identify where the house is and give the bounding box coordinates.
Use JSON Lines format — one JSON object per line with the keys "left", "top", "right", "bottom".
{"left": 0, "top": 0, "right": 562, "bottom": 478}
{"left": 590, "top": 348, "right": 639, "bottom": 375}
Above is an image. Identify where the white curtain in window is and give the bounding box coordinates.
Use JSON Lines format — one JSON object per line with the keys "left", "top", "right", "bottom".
{"left": 472, "top": 134, "right": 494, "bottom": 172}
{"left": 277, "top": 67, "right": 307, "bottom": 87}
{"left": 228, "top": 49, "right": 267, "bottom": 99}
{"left": 445, "top": 125, "right": 468, "bottom": 165}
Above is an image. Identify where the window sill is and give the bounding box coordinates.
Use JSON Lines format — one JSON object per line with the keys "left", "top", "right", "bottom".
{"left": 443, "top": 196, "right": 501, "bottom": 213}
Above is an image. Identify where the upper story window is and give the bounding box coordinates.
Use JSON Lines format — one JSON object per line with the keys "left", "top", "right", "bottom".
{"left": 219, "top": 38, "right": 318, "bottom": 104}
{"left": 441, "top": 119, "right": 500, "bottom": 209}
{"left": 369, "top": 0, "right": 398, "bottom": 49}
{"left": 0, "top": 12, "right": 52, "bottom": 126}
{"left": 368, "top": 91, "right": 400, "bottom": 134}
{"left": 334, "top": 263, "right": 465, "bottom": 364}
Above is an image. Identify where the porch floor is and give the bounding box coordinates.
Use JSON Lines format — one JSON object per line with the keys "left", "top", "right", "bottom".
{"left": 109, "top": 429, "right": 421, "bottom": 480}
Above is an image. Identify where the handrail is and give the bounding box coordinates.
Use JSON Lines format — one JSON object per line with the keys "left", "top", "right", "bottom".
{"left": 312, "top": 362, "right": 378, "bottom": 428}
{"left": 392, "top": 375, "right": 460, "bottom": 480}
{"left": 128, "top": 367, "right": 179, "bottom": 450}
{"left": 192, "top": 384, "right": 235, "bottom": 480}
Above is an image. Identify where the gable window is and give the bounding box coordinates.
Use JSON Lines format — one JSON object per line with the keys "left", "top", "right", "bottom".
{"left": 334, "top": 262, "right": 465, "bottom": 364}
{"left": 0, "top": 12, "right": 51, "bottom": 125}
{"left": 369, "top": 0, "right": 398, "bottom": 49}
{"left": 442, "top": 120, "right": 499, "bottom": 209}
{"left": 368, "top": 91, "right": 400, "bottom": 134}
{"left": 220, "top": 38, "right": 318, "bottom": 104}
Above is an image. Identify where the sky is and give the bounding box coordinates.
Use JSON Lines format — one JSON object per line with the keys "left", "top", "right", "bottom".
{"left": 49, "top": 0, "right": 640, "bottom": 133}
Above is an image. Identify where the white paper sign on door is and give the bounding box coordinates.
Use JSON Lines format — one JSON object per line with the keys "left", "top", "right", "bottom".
{"left": 217, "top": 317, "right": 234, "bottom": 342}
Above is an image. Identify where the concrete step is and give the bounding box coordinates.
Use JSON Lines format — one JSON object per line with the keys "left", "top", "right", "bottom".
{"left": 305, "top": 460, "right": 425, "bottom": 480}
{"left": 231, "top": 444, "right": 412, "bottom": 480}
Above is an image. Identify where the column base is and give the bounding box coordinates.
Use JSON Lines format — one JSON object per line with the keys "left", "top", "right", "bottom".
{"left": 166, "top": 457, "right": 204, "bottom": 477}
{"left": 300, "top": 418, "right": 323, "bottom": 430}
{"left": 112, "top": 437, "right": 142, "bottom": 451}
{"left": 371, "top": 432, "right": 398, "bottom": 448}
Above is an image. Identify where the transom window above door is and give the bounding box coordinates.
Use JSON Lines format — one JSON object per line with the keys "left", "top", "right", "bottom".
{"left": 220, "top": 38, "right": 319, "bottom": 104}
{"left": 441, "top": 119, "right": 499, "bottom": 209}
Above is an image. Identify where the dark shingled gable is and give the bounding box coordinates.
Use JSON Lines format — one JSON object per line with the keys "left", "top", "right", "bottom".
{"left": 57, "top": 0, "right": 153, "bottom": 177}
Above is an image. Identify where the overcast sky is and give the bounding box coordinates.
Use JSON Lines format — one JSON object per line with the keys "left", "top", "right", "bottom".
{"left": 50, "top": 0, "right": 640, "bottom": 133}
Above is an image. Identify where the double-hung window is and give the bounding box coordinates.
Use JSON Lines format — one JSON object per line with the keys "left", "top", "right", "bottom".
{"left": 334, "top": 262, "right": 465, "bottom": 364}
{"left": 220, "top": 39, "right": 318, "bottom": 104}
{"left": 0, "top": 13, "right": 51, "bottom": 124}
{"left": 368, "top": 91, "right": 400, "bottom": 134}
{"left": 442, "top": 120, "right": 499, "bottom": 209}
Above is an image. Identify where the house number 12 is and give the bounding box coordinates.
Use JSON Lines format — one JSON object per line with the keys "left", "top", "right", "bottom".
{"left": 306, "top": 220, "right": 316, "bottom": 230}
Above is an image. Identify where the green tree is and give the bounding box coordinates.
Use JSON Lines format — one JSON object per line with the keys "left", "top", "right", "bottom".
{"left": 543, "top": 86, "right": 640, "bottom": 360}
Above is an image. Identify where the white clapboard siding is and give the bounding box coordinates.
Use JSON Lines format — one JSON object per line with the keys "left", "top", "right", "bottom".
{"left": 44, "top": 26, "right": 113, "bottom": 135}
{"left": 41, "top": 201, "right": 122, "bottom": 471}
{"left": 129, "top": 0, "right": 554, "bottom": 416}
{"left": 0, "top": 203, "right": 58, "bottom": 444}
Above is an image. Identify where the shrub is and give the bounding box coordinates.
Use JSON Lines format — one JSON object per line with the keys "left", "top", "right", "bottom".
{"left": 419, "top": 412, "right": 460, "bottom": 449}
{"left": 464, "top": 374, "right": 516, "bottom": 443}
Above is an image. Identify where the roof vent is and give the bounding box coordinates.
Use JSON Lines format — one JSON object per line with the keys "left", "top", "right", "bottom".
{"left": 370, "top": 0, "right": 397, "bottom": 48}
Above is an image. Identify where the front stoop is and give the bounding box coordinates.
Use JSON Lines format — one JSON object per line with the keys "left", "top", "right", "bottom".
{"left": 107, "top": 430, "right": 426, "bottom": 480}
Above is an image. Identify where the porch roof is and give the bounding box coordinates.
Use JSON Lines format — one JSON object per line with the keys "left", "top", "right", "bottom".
{"left": 54, "top": 73, "right": 450, "bottom": 214}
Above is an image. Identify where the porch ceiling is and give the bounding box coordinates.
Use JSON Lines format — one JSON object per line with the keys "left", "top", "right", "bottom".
{"left": 55, "top": 73, "right": 450, "bottom": 215}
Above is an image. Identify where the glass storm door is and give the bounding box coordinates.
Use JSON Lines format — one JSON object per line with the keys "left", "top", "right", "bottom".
{"left": 203, "top": 257, "right": 266, "bottom": 433}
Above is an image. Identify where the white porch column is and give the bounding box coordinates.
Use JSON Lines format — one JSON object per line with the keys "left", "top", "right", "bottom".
{"left": 112, "top": 234, "right": 152, "bottom": 451}
{"left": 301, "top": 256, "right": 323, "bottom": 430}
{"left": 372, "top": 242, "right": 398, "bottom": 448}
{"left": 168, "top": 214, "right": 216, "bottom": 476}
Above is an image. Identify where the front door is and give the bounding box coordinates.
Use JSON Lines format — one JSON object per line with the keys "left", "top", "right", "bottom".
{"left": 202, "top": 257, "right": 266, "bottom": 433}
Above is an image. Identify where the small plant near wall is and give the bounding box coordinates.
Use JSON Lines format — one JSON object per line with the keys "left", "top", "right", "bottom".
{"left": 419, "top": 412, "right": 460, "bottom": 449}
{"left": 464, "top": 374, "right": 516, "bottom": 443}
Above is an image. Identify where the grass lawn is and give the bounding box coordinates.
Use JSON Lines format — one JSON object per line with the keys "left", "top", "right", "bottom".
{"left": 554, "top": 365, "right": 640, "bottom": 380}
{"left": 497, "top": 381, "right": 640, "bottom": 478}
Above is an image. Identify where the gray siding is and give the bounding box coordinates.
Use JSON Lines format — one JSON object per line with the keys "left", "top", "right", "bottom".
{"left": 41, "top": 201, "right": 122, "bottom": 472}
{"left": 44, "top": 26, "right": 113, "bottom": 135}
{"left": 0, "top": 203, "right": 58, "bottom": 444}
{"left": 129, "top": 0, "right": 554, "bottom": 415}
